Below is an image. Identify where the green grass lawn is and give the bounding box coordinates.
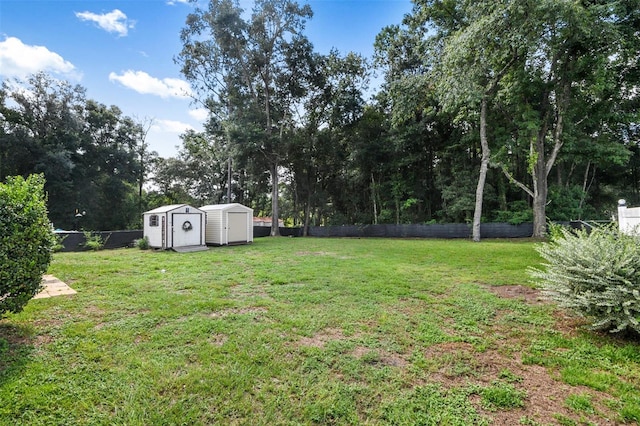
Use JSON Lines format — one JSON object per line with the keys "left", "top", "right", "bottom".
{"left": 1, "top": 237, "right": 639, "bottom": 425}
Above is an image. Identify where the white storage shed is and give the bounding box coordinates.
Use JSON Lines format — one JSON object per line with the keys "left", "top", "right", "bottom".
{"left": 200, "top": 203, "right": 254, "bottom": 246}
{"left": 143, "top": 204, "right": 206, "bottom": 250}
{"left": 618, "top": 199, "right": 640, "bottom": 235}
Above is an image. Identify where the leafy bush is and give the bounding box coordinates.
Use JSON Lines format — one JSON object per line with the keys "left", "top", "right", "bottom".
{"left": 546, "top": 184, "right": 596, "bottom": 222}
{"left": 52, "top": 233, "right": 67, "bottom": 252}
{"left": 530, "top": 224, "right": 640, "bottom": 334}
{"left": 0, "top": 174, "right": 54, "bottom": 317}
{"left": 492, "top": 200, "right": 533, "bottom": 225}
{"left": 546, "top": 221, "right": 567, "bottom": 243}
{"left": 134, "top": 236, "right": 150, "bottom": 250}
{"left": 83, "top": 231, "right": 107, "bottom": 251}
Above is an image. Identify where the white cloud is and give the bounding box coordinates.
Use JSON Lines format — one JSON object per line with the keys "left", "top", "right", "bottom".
{"left": 108, "top": 70, "right": 192, "bottom": 99}
{"left": 153, "top": 119, "right": 195, "bottom": 134}
{"left": 148, "top": 119, "right": 203, "bottom": 158}
{"left": 75, "top": 9, "right": 134, "bottom": 37}
{"left": 0, "top": 36, "right": 80, "bottom": 79}
{"left": 189, "top": 108, "right": 209, "bottom": 121}
{"left": 166, "top": 0, "right": 191, "bottom": 5}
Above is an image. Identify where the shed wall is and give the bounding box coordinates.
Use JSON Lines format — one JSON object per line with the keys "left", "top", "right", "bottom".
{"left": 201, "top": 204, "right": 253, "bottom": 245}
{"left": 204, "top": 209, "right": 224, "bottom": 245}
{"left": 143, "top": 205, "right": 205, "bottom": 249}
{"left": 144, "top": 213, "right": 166, "bottom": 248}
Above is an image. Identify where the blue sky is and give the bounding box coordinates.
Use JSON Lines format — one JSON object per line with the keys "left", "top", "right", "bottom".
{"left": 0, "top": 0, "right": 412, "bottom": 158}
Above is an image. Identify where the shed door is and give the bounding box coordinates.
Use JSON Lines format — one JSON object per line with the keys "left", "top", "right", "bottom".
{"left": 228, "top": 212, "right": 247, "bottom": 243}
{"left": 172, "top": 213, "right": 202, "bottom": 247}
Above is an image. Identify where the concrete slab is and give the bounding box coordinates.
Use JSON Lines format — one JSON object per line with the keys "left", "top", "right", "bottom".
{"left": 172, "top": 245, "right": 209, "bottom": 253}
{"left": 33, "top": 275, "right": 76, "bottom": 299}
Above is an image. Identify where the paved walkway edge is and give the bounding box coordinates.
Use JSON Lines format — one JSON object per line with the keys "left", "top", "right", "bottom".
{"left": 34, "top": 275, "right": 76, "bottom": 299}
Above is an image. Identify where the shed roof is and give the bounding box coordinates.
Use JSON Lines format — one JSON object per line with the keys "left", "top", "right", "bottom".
{"left": 200, "top": 203, "right": 253, "bottom": 212}
{"left": 143, "top": 204, "right": 204, "bottom": 215}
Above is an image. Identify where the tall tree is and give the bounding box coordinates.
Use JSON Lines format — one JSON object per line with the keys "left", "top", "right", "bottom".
{"left": 435, "top": 1, "right": 526, "bottom": 241}
{"left": 0, "top": 73, "right": 85, "bottom": 228}
{"left": 379, "top": 0, "right": 639, "bottom": 236}
{"left": 177, "top": 0, "right": 313, "bottom": 236}
{"left": 177, "top": 129, "right": 228, "bottom": 204}
{"left": 78, "top": 101, "right": 140, "bottom": 230}
{"left": 1, "top": 73, "right": 144, "bottom": 230}
{"left": 133, "top": 116, "right": 157, "bottom": 225}
{"left": 288, "top": 49, "right": 368, "bottom": 233}
{"left": 495, "top": 0, "right": 638, "bottom": 236}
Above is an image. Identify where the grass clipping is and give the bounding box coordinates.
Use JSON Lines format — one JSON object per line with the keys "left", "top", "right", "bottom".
{"left": 530, "top": 224, "right": 640, "bottom": 335}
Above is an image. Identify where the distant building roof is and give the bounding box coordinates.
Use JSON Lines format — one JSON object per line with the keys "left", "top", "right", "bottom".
{"left": 253, "top": 216, "right": 284, "bottom": 226}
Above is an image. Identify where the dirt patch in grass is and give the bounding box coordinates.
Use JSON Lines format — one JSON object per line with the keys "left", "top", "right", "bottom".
{"left": 295, "top": 251, "right": 334, "bottom": 256}
{"left": 484, "top": 284, "right": 546, "bottom": 304}
{"left": 295, "top": 251, "right": 353, "bottom": 260}
{"left": 32, "top": 317, "right": 65, "bottom": 331}
{"left": 420, "top": 341, "right": 618, "bottom": 425}
{"left": 0, "top": 322, "right": 32, "bottom": 347}
{"left": 32, "top": 334, "right": 54, "bottom": 347}
{"left": 476, "top": 358, "right": 618, "bottom": 425}
{"left": 229, "top": 283, "right": 271, "bottom": 300}
{"left": 549, "top": 312, "right": 592, "bottom": 340}
{"left": 208, "top": 307, "right": 268, "bottom": 319}
{"left": 350, "top": 346, "right": 409, "bottom": 368}
{"left": 208, "top": 333, "right": 228, "bottom": 347}
{"left": 296, "top": 328, "right": 347, "bottom": 348}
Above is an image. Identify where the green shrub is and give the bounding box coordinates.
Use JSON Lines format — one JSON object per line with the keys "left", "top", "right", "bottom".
{"left": 492, "top": 200, "right": 533, "bottom": 225}
{"left": 83, "top": 231, "right": 107, "bottom": 251}
{"left": 134, "top": 236, "right": 150, "bottom": 250}
{"left": 530, "top": 224, "right": 640, "bottom": 334}
{"left": 0, "top": 174, "right": 54, "bottom": 317}
{"left": 546, "top": 221, "right": 567, "bottom": 243}
{"left": 52, "top": 233, "right": 67, "bottom": 252}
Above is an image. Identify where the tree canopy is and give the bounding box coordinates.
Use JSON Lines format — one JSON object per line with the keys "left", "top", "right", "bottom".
{"left": 2, "top": 0, "right": 639, "bottom": 235}
{"left": 0, "top": 73, "right": 153, "bottom": 230}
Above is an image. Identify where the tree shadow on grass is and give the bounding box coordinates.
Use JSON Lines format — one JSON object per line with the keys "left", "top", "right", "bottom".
{"left": 0, "top": 322, "right": 34, "bottom": 385}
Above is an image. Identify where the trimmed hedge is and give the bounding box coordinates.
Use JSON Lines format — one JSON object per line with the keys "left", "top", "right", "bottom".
{"left": 0, "top": 174, "right": 54, "bottom": 317}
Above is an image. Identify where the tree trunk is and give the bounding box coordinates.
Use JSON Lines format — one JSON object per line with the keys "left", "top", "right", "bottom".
{"left": 532, "top": 183, "right": 547, "bottom": 237}
{"left": 270, "top": 161, "right": 281, "bottom": 237}
{"left": 227, "top": 157, "right": 232, "bottom": 202}
{"left": 371, "top": 173, "right": 378, "bottom": 225}
{"left": 497, "top": 174, "right": 507, "bottom": 212}
{"left": 472, "top": 97, "right": 490, "bottom": 242}
{"left": 532, "top": 133, "right": 547, "bottom": 238}
{"left": 138, "top": 168, "right": 143, "bottom": 219}
{"left": 532, "top": 79, "right": 569, "bottom": 238}
{"left": 578, "top": 163, "right": 595, "bottom": 216}
{"left": 303, "top": 190, "right": 311, "bottom": 237}
{"left": 137, "top": 146, "right": 146, "bottom": 220}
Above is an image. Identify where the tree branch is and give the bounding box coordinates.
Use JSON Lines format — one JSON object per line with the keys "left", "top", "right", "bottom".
{"left": 546, "top": 78, "right": 571, "bottom": 177}
{"left": 498, "top": 163, "right": 534, "bottom": 198}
